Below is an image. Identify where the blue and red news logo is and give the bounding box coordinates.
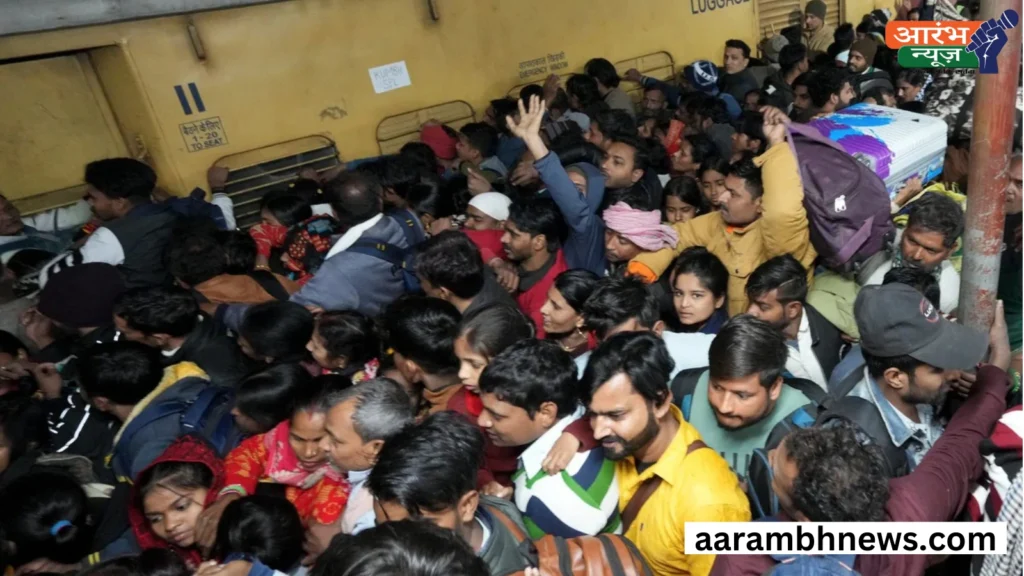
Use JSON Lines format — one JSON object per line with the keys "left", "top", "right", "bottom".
{"left": 886, "top": 9, "right": 1019, "bottom": 74}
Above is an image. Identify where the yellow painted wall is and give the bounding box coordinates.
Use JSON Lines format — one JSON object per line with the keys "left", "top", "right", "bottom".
{"left": 0, "top": 0, "right": 760, "bottom": 205}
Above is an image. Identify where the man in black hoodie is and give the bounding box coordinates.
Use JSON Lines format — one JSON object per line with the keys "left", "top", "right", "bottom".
{"left": 113, "top": 285, "right": 251, "bottom": 387}
{"left": 763, "top": 44, "right": 809, "bottom": 112}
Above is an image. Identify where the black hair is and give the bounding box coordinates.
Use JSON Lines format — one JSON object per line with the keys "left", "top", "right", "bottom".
{"left": 592, "top": 109, "right": 635, "bottom": 141}
{"left": 310, "top": 520, "right": 490, "bottom": 576}
{"left": 605, "top": 184, "right": 654, "bottom": 212}
{"left": 167, "top": 232, "right": 227, "bottom": 287}
{"left": 478, "top": 339, "right": 577, "bottom": 419}
{"left": 607, "top": 133, "right": 653, "bottom": 175}
{"left": 882, "top": 267, "right": 940, "bottom": 309}
{"left": 0, "top": 396, "right": 48, "bottom": 471}
{"left": 685, "top": 134, "right": 719, "bottom": 169}
{"left": 378, "top": 155, "right": 422, "bottom": 201}
{"left": 805, "top": 67, "right": 850, "bottom": 108}
{"left": 566, "top": 74, "right": 602, "bottom": 110}
{"left": 0, "top": 330, "right": 26, "bottom": 357}
{"left": 699, "top": 156, "right": 732, "bottom": 181}
{"left": 235, "top": 364, "right": 314, "bottom": 434}
{"left": 549, "top": 88, "right": 571, "bottom": 114}
{"left": 458, "top": 123, "right": 499, "bottom": 159}
{"left": 406, "top": 177, "right": 453, "bottom": 219}
{"left": 726, "top": 157, "right": 765, "bottom": 199}
{"left": 906, "top": 192, "right": 964, "bottom": 248}
{"left": 114, "top": 286, "right": 199, "bottom": 338}
{"left": 213, "top": 495, "right": 303, "bottom": 571}
{"left": 897, "top": 69, "right": 930, "bottom": 88}
{"left": 670, "top": 246, "right": 728, "bottom": 301}
{"left": 863, "top": 86, "right": 895, "bottom": 104}
{"left": 784, "top": 423, "right": 890, "bottom": 521}
{"left": 779, "top": 43, "right": 809, "bottom": 74}
{"left": 745, "top": 254, "right": 808, "bottom": 304}
{"left": 137, "top": 460, "right": 215, "bottom": 499}
{"left": 519, "top": 84, "right": 545, "bottom": 104}
{"left": 898, "top": 100, "right": 926, "bottom": 114}
{"left": 367, "top": 411, "right": 484, "bottom": 515}
{"left": 240, "top": 301, "right": 315, "bottom": 363}
{"left": 85, "top": 158, "right": 156, "bottom": 200}
{"left": 863, "top": 350, "right": 924, "bottom": 380}
{"left": 709, "top": 315, "right": 788, "bottom": 387}
{"left": 736, "top": 111, "right": 766, "bottom": 152}
{"left": 490, "top": 98, "right": 520, "bottom": 126}
{"left": 382, "top": 296, "right": 460, "bottom": 377}
{"left": 506, "top": 198, "right": 566, "bottom": 253}
{"left": 725, "top": 39, "right": 751, "bottom": 59}
{"left": 78, "top": 341, "right": 164, "bottom": 405}
{"left": 552, "top": 269, "right": 601, "bottom": 313}
{"left": 79, "top": 549, "right": 190, "bottom": 576}
{"left": 219, "top": 230, "right": 258, "bottom": 274}
{"left": 833, "top": 23, "right": 856, "bottom": 51}
{"left": 584, "top": 58, "right": 621, "bottom": 89}
{"left": 780, "top": 24, "right": 803, "bottom": 46}
{"left": 315, "top": 310, "right": 381, "bottom": 368}
{"left": 580, "top": 332, "right": 673, "bottom": 406}
{"left": 0, "top": 471, "right": 91, "bottom": 565}
{"left": 693, "top": 96, "right": 730, "bottom": 127}
{"left": 414, "top": 231, "right": 485, "bottom": 299}
{"left": 399, "top": 142, "right": 439, "bottom": 176}
{"left": 581, "top": 276, "right": 661, "bottom": 340}
{"left": 260, "top": 191, "right": 312, "bottom": 228}
{"left": 456, "top": 305, "right": 535, "bottom": 361}
{"left": 322, "top": 171, "right": 383, "bottom": 228}
{"left": 663, "top": 176, "right": 710, "bottom": 221}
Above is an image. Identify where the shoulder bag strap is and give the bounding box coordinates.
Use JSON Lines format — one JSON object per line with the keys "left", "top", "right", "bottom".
{"left": 247, "top": 269, "right": 291, "bottom": 301}
{"left": 621, "top": 440, "right": 708, "bottom": 533}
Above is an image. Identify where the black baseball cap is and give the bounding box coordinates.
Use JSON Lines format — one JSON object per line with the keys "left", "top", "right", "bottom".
{"left": 854, "top": 283, "right": 987, "bottom": 370}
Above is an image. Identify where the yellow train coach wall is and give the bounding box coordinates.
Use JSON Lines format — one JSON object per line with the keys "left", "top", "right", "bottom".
{"left": 0, "top": 0, "right": 851, "bottom": 211}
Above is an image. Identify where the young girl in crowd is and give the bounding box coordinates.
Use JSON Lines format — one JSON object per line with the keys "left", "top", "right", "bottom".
{"left": 196, "top": 376, "right": 348, "bottom": 553}
{"left": 212, "top": 495, "right": 303, "bottom": 573}
{"left": 450, "top": 305, "right": 593, "bottom": 489}
{"left": 231, "top": 364, "right": 313, "bottom": 435}
{"left": 306, "top": 311, "right": 380, "bottom": 383}
{"left": 0, "top": 471, "right": 93, "bottom": 569}
{"left": 130, "top": 435, "right": 224, "bottom": 568}
{"left": 539, "top": 269, "right": 600, "bottom": 358}
{"left": 238, "top": 302, "right": 315, "bottom": 368}
{"left": 670, "top": 247, "right": 729, "bottom": 334}
{"left": 661, "top": 176, "right": 710, "bottom": 225}
{"left": 698, "top": 156, "right": 730, "bottom": 208}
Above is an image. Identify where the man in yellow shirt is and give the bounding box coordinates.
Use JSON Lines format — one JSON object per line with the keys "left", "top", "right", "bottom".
{"left": 580, "top": 332, "right": 750, "bottom": 576}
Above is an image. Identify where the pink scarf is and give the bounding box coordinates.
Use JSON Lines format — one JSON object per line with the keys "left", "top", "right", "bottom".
{"left": 602, "top": 202, "right": 680, "bottom": 251}
{"left": 263, "top": 421, "right": 344, "bottom": 489}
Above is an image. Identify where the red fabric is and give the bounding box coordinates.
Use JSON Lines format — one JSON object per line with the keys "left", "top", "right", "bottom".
{"left": 421, "top": 125, "right": 457, "bottom": 161}
{"left": 129, "top": 435, "right": 225, "bottom": 568}
{"left": 710, "top": 365, "right": 1011, "bottom": 576}
{"left": 248, "top": 223, "right": 289, "bottom": 258}
{"left": 516, "top": 251, "right": 568, "bottom": 339}
{"left": 463, "top": 229, "right": 506, "bottom": 263}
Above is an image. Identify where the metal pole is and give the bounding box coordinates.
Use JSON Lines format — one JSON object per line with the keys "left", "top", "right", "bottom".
{"left": 959, "top": 0, "right": 1022, "bottom": 332}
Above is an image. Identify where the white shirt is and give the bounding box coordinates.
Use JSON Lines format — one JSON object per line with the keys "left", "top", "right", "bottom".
{"left": 784, "top": 310, "right": 829, "bottom": 390}
{"left": 341, "top": 468, "right": 376, "bottom": 535}
{"left": 324, "top": 213, "right": 384, "bottom": 260}
{"left": 862, "top": 230, "right": 960, "bottom": 315}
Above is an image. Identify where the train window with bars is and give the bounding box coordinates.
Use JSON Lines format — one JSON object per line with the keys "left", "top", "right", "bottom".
{"left": 757, "top": 0, "right": 841, "bottom": 38}
{"left": 376, "top": 100, "right": 476, "bottom": 156}
{"left": 213, "top": 136, "right": 342, "bottom": 229}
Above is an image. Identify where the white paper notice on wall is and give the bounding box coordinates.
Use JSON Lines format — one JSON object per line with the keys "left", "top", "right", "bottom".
{"left": 368, "top": 61, "right": 412, "bottom": 94}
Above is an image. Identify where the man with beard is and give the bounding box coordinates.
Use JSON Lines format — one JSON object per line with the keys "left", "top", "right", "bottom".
{"left": 682, "top": 315, "right": 817, "bottom": 476}
{"left": 581, "top": 331, "right": 749, "bottom": 576}
{"left": 801, "top": 67, "right": 855, "bottom": 119}
{"left": 499, "top": 198, "right": 567, "bottom": 338}
{"left": 848, "top": 283, "right": 988, "bottom": 468}
{"left": 745, "top": 255, "right": 845, "bottom": 390}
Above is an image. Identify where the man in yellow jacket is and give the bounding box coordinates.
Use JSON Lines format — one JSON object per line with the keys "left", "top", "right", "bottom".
{"left": 581, "top": 332, "right": 750, "bottom": 576}
{"left": 627, "top": 106, "right": 815, "bottom": 316}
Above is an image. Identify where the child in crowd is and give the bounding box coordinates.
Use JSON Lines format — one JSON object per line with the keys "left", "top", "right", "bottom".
{"left": 306, "top": 311, "right": 380, "bottom": 383}
{"left": 662, "top": 176, "right": 711, "bottom": 224}
{"left": 697, "top": 156, "right": 730, "bottom": 208}
{"left": 212, "top": 495, "right": 304, "bottom": 573}
{"left": 0, "top": 471, "right": 93, "bottom": 569}
{"left": 237, "top": 302, "right": 315, "bottom": 367}
{"left": 231, "top": 364, "right": 313, "bottom": 435}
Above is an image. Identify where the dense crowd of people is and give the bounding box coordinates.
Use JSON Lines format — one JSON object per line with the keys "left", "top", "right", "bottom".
{"left": 0, "top": 0, "right": 1020, "bottom": 575}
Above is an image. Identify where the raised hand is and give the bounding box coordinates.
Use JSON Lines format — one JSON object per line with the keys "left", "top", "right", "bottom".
{"left": 623, "top": 68, "right": 643, "bottom": 83}
{"left": 759, "top": 105, "right": 791, "bottom": 145}
{"left": 506, "top": 95, "right": 546, "bottom": 141}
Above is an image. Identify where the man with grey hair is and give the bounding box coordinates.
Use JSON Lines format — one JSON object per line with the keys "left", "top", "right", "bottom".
{"left": 317, "top": 378, "right": 415, "bottom": 536}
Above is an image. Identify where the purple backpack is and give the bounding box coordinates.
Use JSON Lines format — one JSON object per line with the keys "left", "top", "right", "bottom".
{"left": 787, "top": 123, "right": 893, "bottom": 274}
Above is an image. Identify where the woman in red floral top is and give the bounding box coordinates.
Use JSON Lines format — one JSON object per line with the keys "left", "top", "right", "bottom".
{"left": 194, "top": 377, "right": 349, "bottom": 555}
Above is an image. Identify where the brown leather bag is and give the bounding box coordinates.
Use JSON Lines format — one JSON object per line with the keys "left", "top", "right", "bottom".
{"left": 486, "top": 505, "right": 654, "bottom": 576}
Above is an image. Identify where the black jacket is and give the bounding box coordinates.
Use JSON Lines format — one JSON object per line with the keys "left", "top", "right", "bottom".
{"left": 805, "top": 304, "right": 847, "bottom": 382}
{"left": 762, "top": 71, "right": 795, "bottom": 111}
{"left": 165, "top": 314, "right": 252, "bottom": 387}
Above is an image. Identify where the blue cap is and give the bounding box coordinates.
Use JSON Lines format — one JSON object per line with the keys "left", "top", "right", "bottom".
{"left": 686, "top": 61, "right": 720, "bottom": 93}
